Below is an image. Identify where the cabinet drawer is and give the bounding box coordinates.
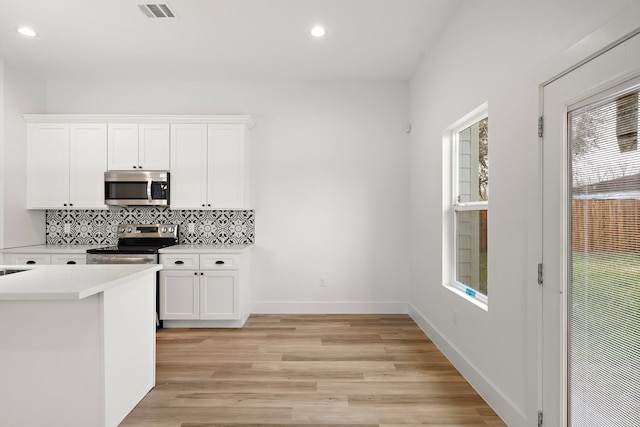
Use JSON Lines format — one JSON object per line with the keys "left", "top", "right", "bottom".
{"left": 200, "top": 254, "right": 240, "bottom": 270}
{"left": 51, "top": 254, "right": 86, "bottom": 265}
{"left": 160, "top": 254, "right": 200, "bottom": 270}
{"left": 4, "top": 254, "right": 51, "bottom": 265}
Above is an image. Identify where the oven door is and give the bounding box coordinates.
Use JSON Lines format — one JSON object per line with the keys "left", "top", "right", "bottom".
{"left": 87, "top": 253, "right": 158, "bottom": 264}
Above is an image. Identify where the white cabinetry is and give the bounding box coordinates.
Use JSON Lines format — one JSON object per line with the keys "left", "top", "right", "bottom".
{"left": 27, "top": 123, "right": 107, "bottom": 209}
{"left": 170, "top": 124, "right": 248, "bottom": 209}
{"left": 159, "top": 250, "right": 250, "bottom": 327}
{"left": 108, "top": 123, "right": 170, "bottom": 170}
{"left": 4, "top": 253, "right": 86, "bottom": 265}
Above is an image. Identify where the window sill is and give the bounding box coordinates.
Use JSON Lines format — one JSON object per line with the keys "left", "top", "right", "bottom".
{"left": 443, "top": 283, "right": 488, "bottom": 311}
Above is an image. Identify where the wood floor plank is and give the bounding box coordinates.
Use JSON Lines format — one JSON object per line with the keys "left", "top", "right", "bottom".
{"left": 121, "top": 314, "right": 506, "bottom": 426}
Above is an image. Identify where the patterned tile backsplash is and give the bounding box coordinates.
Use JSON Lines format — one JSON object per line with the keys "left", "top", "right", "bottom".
{"left": 46, "top": 208, "right": 254, "bottom": 245}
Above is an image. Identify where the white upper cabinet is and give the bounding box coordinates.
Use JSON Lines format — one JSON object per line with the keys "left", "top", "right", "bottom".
{"left": 139, "top": 124, "right": 171, "bottom": 170}
{"left": 208, "top": 125, "right": 247, "bottom": 209}
{"left": 24, "top": 115, "right": 252, "bottom": 210}
{"left": 171, "top": 123, "right": 249, "bottom": 210}
{"left": 108, "top": 123, "right": 170, "bottom": 170}
{"left": 69, "top": 124, "right": 109, "bottom": 208}
{"left": 28, "top": 123, "right": 107, "bottom": 209}
{"left": 170, "top": 124, "right": 208, "bottom": 209}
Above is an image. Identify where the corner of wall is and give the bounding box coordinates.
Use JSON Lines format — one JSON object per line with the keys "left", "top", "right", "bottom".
{"left": 2, "top": 60, "right": 47, "bottom": 249}
{"left": 0, "top": 58, "right": 7, "bottom": 249}
{"left": 408, "top": 303, "right": 527, "bottom": 427}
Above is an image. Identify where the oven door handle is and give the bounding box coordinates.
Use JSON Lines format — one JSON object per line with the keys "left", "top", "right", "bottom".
{"left": 87, "top": 254, "right": 157, "bottom": 264}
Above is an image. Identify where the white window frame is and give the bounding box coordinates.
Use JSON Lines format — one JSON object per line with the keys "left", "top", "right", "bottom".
{"left": 443, "top": 103, "right": 489, "bottom": 309}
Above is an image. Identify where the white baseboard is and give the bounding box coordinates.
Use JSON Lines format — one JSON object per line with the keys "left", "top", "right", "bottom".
{"left": 251, "top": 301, "right": 408, "bottom": 314}
{"left": 408, "top": 303, "right": 527, "bottom": 426}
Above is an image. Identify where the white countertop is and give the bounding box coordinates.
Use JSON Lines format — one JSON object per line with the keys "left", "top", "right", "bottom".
{"left": 2, "top": 244, "right": 253, "bottom": 254}
{"left": 2, "top": 244, "right": 106, "bottom": 254}
{"left": 0, "top": 264, "right": 161, "bottom": 301}
{"left": 159, "top": 244, "right": 253, "bottom": 254}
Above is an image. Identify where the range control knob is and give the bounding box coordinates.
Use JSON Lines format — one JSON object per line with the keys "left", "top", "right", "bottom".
{"left": 168, "top": 227, "right": 174, "bottom": 233}
{"left": 120, "top": 227, "right": 126, "bottom": 233}
{"left": 127, "top": 227, "right": 133, "bottom": 233}
{"left": 162, "top": 227, "right": 167, "bottom": 233}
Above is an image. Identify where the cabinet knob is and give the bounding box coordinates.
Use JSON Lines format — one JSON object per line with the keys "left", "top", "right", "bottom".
{"left": 138, "top": 165, "right": 142, "bottom": 169}
{"left": 69, "top": 203, "right": 73, "bottom": 207}
{"left": 67, "top": 261, "right": 76, "bottom": 265}
{"left": 202, "top": 204, "right": 205, "bottom": 207}
{"left": 194, "top": 272, "right": 198, "bottom": 275}
{"left": 207, "top": 204, "right": 211, "bottom": 207}
{"left": 26, "top": 260, "right": 36, "bottom": 265}
{"left": 133, "top": 165, "right": 137, "bottom": 169}
{"left": 200, "top": 272, "right": 204, "bottom": 275}
{"left": 63, "top": 203, "right": 67, "bottom": 207}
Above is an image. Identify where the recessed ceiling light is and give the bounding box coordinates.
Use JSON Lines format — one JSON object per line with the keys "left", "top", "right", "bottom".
{"left": 310, "top": 25, "right": 326, "bottom": 38}
{"left": 17, "top": 27, "right": 37, "bottom": 37}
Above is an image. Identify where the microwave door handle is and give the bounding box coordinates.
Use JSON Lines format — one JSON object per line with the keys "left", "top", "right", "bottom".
{"left": 147, "top": 180, "right": 152, "bottom": 202}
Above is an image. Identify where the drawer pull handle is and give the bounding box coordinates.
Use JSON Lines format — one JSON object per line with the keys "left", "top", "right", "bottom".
{"left": 26, "top": 260, "right": 36, "bottom": 265}
{"left": 67, "top": 261, "right": 76, "bottom": 265}
{"left": 175, "top": 260, "right": 184, "bottom": 265}
{"left": 215, "top": 260, "right": 225, "bottom": 265}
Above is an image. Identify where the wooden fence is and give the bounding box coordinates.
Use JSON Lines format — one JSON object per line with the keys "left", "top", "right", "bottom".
{"left": 572, "top": 199, "right": 640, "bottom": 253}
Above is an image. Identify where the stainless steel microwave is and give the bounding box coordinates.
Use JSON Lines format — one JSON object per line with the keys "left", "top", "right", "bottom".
{"left": 104, "top": 171, "right": 169, "bottom": 206}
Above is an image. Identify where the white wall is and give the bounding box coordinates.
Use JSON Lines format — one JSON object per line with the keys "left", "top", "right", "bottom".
{"left": 408, "top": 0, "right": 640, "bottom": 425}
{"left": 0, "top": 61, "right": 47, "bottom": 249}
{"left": 46, "top": 79, "right": 411, "bottom": 312}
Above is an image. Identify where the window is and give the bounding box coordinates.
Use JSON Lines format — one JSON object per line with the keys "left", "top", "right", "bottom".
{"left": 452, "top": 114, "right": 488, "bottom": 302}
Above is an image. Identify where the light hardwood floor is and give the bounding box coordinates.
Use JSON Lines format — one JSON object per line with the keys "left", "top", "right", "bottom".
{"left": 121, "top": 314, "right": 506, "bottom": 426}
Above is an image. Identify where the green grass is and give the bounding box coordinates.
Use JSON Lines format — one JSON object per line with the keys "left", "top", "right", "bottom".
{"left": 570, "top": 252, "right": 640, "bottom": 423}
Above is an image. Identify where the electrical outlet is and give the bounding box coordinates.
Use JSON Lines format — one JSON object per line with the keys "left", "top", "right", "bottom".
{"left": 188, "top": 223, "right": 195, "bottom": 233}
{"left": 320, "top": 277, "right": 327, "bottom": 287}
{"left": 64, "top": 223, "right": 71, "bottom": 234}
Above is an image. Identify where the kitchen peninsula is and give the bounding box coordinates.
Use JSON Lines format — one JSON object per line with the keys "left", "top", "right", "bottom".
{"left": 0, "top": 264, "right": 161, "bottom": 427}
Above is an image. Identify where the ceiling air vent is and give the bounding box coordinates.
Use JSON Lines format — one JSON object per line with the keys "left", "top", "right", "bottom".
{"left": 137, "top": 3, "right": 178, "bottom": 18}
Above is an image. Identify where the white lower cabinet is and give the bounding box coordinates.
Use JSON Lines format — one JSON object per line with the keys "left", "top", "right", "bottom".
{"left": 4, "top": 253, "right": 86, "bottom": 265}
{"left": 200, "top": 271, "right": 239, "bottom": 320}
{"left": 159, "top": 251, "right": 249, "bottom": 327}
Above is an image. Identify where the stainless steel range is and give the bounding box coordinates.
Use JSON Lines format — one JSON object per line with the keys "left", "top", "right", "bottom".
{"left": 87, "top": 224, "right": 178, "bottom": 329}
{"left": 86, "top": 224, "right": 178, "bottom": 264}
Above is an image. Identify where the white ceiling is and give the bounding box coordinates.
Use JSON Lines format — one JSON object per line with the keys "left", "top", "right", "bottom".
{"left": 0, "top": 0, "right": 462, "bottom": 81}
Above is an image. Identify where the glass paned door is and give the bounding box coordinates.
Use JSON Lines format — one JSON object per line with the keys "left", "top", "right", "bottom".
{"left": 568, "top": 90, "right": 640, "bottom": 426}
{"left": 541, "top": 31, "right": 640, "bottom": 426}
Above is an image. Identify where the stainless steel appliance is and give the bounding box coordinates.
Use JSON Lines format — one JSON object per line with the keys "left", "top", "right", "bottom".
{"left": 87, "top": 224, "right": 178, "bottom": 329}
{"left": 104, "top": 170, "right": 169, "bottom": 207}
{"left": 87, "top": 224, "right": 178, "bottom": 264}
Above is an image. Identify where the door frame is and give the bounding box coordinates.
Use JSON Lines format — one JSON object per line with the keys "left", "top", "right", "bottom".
{"left": 538, "top": 23, "right": 640, "bottom": 426}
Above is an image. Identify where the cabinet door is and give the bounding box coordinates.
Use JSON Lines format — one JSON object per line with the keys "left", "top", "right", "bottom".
{"left": 69, "top": 124, "right": 107, "bottom": 209}
{"left": 207, "top": 124, "right": 246, "bottom": 209}
{"left": 170, "top": 124, "right": 208, "bottom": 209}
{"left": 159, "top": 270, "right": 200, "bottom": 320}
{"left": 27, "top": 123, "right": 70, "bottom": 209}
{"left": 200, "top": 271, "right": 240, "bottom": 320}
{"left": 139, "top": 124, "right": 170, "bottom": 170}
{"left": 108, "top": 123, "right": 139, "bottom": 170}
